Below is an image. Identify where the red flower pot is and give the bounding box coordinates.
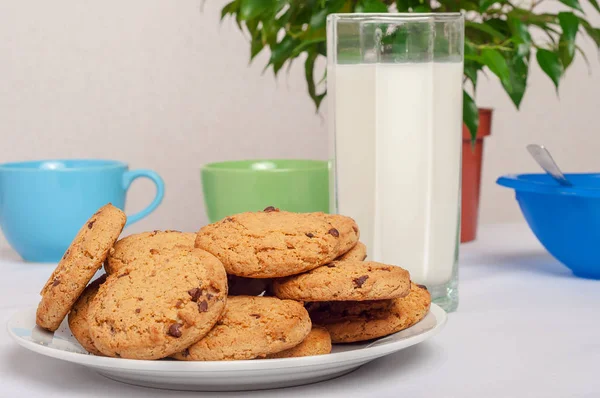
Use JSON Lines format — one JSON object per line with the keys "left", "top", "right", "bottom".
{"left": 461, "top": 108, "right": 493, "bottom": 243}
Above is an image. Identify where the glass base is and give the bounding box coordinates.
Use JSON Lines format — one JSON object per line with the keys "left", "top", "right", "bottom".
{"left": 429, "top": 275, "right": 458, "bottom": 313}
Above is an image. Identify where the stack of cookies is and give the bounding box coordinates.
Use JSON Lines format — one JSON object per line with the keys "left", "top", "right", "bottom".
{"left": 36, "top": 204, "right": 430, "bottom": 361}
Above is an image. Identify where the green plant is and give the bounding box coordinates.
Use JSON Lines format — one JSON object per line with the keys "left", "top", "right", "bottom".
{"left": 221, "top": 0, "right": 600, "bottom": 138}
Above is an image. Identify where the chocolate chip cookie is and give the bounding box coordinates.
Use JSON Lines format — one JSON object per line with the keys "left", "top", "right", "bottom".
{"left": 336, "top": 241, "right": 367, "bottom": 261}
{"left": 272, "top": 260, "right": 411, "bottom": 302}
{"left": 307, "top": 283, "right": 431, "bottom": 343}
{"left": 266, "top": 326, "right": 332, "bottom": 359}
{"left": 105, "top": 230, "right": 196, "bottom": 274}
{"left": 172, "top": 296, "right": 311, "bottom": 361}
{"left": 88, "top": 247, "right": 227, "bottom": 360}
{"left": 36, "top": 203, "right": 126, "bottom": 331}
{"left": 68, "top": 274, "right": 107, "bottom": 355}
{"left": 195, "top": 209, "right": 359, "bottom": 278}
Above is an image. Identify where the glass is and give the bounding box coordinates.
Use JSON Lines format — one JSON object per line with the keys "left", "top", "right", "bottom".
{"left": 327, "top": 13, "right": 464, "bottom": 312}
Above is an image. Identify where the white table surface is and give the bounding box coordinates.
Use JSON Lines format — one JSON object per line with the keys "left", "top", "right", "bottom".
{"left": 1, "top": 223, "right": 599, "bottom": 398}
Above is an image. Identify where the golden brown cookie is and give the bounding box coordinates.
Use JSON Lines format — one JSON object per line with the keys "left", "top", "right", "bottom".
{"left": 172, "top": 296, "right": 312, "bottom": 361}
{"left": 36, "top": 204, "right": 126, "bottom": 332}
{"left": 266, "top": 326, "right": 332, "bottom": 359}
{"left": 195, "top": 209, "right": 359, "bottom": 278}
{"left": 105, "top": 230, "right": 196, "bottom": 274}
{"left": 336, "top": 242, "right": 367, "bottom": 261}
{"left": 272, "top": 261, "right": 411, "bottom": 302}
{"left": 307, "top": 283, "right": 431, "bottom": 343}
{"left": 88, "top": 247, "right": 227, "bottom": 360}
{"left": 68, "top": 274, "right": 107, "bottom": 355}
{"left": 227, "top": 275, "right": 270, "bottom": 296}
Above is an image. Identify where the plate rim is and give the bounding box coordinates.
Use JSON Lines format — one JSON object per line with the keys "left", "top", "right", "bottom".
{"left": 7, "top": 304, "right": 447, "bottom": 372}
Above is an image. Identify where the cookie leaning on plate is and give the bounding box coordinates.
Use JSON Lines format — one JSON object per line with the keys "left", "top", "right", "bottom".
{"left": 266, "top": 326, "right": 332, "bottom": 359}
{"left": 36, "top": 203, "right": 126, "bottom": 332}
{"left": 88, "top": 247, "right": 227, "bottom": 360}
{"left": 307, "top": 283, "right": 431, "bottom": 343}
{"left": 172, "top": 296, "right": 312, "bottom": 361}
{"left": 105, "top": 230, "right": 196, "bottom": 274}
{"left": 195, "top": 209, "right": 359, "bottom": 278}
{"left": 68, "top": 274, "right": 107, "bottom": 356}
{"left": 272, "top": 260, "right": 411, "bottom": 302}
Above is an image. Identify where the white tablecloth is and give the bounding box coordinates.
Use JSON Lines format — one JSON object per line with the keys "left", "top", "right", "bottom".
{"left": 1, "top": 223, "right": 598, "bottom": 398}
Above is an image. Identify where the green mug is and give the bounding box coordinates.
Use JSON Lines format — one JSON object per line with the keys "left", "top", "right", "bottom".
{"left": 201, "top": 159, "right": 330, "bottom": 223}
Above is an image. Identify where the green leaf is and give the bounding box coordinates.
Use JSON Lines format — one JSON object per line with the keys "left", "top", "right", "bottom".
{"left": 240, "top": 0, "right": 276, "bottom": 20}
{"left": 504, "top": 53, "right": 529, "bottom": 108}
{"left": 558, "top": 12, "right": 579, "bottom": 69}
{"left": 413, "top": 5, "right": 431, "bottom": 12}
{"left": 508, "top": 17, "right": 532, "bottom": 57}
{"left": 250, "top": 30, "right": 264, "bottom": 61}
{"left": 355, "top": 0, "right": 389, "bottom": 13}
{"left": 261, "top": 20, "right": 280, "bottom": 46}
{"left": 536, "top": 49, "right": 563, "bottom": 90}
{"left": 479, "top": 0, "right": 498, "bottom": 12}
{"left": 396, "top": 0, "right": 410, "bottom": 11}
{"left": 485, "top": 19, "right": 511, "bottom": 37}
{"left": 245, "top": 18, "right": 259, "bottom": 36}
{"left": 310, "top": 8, "right": 329, "bottom": 29}
{"left": 558, "top": 0, "right": 583, "bottom": 12}
{"left": 464, "top": 61, "right": 480, "bottom": 88}
{"left": 310, "top": 0, "right": 346, "bottom": 29}
{"left": 305, "top": 51, "right": 326, "bottom": 109}
{"left": 481, "top": 49, "right": 511, "bottom": 90}
{"left": 464, "top": 40, "right": 478, "bottom": 57}
{"left": 268, "top": 36, "right": 300, "bottom": 75}
{"left": 221, "top": 0, "right": 240, "bottom": 20}
{"left": 463, "top": 91, "right": 479, "bottom": 141}
{"left": 465, "top": 21, "right": 506, "bottom": 41}
{"left": 291, "top": 38, "right": 326, "bottom": 57}
{"left": 580, "top": 18, "right": 600, "bottom": 48}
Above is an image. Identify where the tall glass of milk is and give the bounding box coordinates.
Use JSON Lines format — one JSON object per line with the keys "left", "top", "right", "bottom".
{"left": 327, "top": 14, "right": 464, "bottom": 312}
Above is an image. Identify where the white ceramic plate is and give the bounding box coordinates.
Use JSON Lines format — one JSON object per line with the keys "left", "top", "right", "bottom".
{"left": 8, "top": 305, "right": 446, "bottom": 392}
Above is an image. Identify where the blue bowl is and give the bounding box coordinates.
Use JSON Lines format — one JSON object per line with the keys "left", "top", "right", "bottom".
{"left": 497, "top": 173, "right": 600, "bottom": 279}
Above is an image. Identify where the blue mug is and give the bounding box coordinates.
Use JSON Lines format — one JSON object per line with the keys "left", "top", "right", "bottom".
{"left": 0, "top": 159, "right": 165, "bottom": 262}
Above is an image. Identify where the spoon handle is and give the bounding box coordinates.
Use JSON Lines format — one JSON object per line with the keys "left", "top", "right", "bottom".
{"left": 526, "top": 144, "right": 573, "bottom": 187}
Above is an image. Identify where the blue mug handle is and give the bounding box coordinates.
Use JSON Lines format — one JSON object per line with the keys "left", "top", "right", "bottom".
{"left": 122, "top": 169, "right": 165, "bottom": 226}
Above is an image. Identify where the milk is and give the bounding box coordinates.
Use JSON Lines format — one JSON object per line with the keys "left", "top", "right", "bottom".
{"left": 331, "top": 62, "right": 463, "bottom": 287}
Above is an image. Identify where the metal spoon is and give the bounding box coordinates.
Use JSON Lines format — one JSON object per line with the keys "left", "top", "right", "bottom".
{"left": 526, "top": 144, "right": 573, "bottom": 187}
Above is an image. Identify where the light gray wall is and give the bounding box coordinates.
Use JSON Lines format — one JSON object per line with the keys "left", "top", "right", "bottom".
{"left": 1, "top": 0, "right": 598, "bottom": 249}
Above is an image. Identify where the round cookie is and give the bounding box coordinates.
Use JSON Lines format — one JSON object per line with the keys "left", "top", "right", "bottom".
{"left": 36, "top": 203, "right": 126, "bottom": 332}
{"left": 172, "top": 296, "right": 312, "bottom": 361}
{"left": 307, "top": 283, "right": 431, "bottom": 343}
{"left": 88, "top": 247, "right": 227, "bottom": 360}
{"left": 266, "top": 326, "right": 332, "bottom": 359}
{"left": 272, "top": 261, "right": 411, "bottom": 302}
{"left": 336, "top": 241, "right": 367, "bottom": 262}
{"left": 195, "top": 209, "right": 359, "bottom": 278}
{"left": 68, "top": 274, "right": 107, "bottom": 355}
{"left": 227, "top": 275, "right": 270, "bottom": 296}
{"left": 105, "top": 230, "right": 196, "bottom": 274}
